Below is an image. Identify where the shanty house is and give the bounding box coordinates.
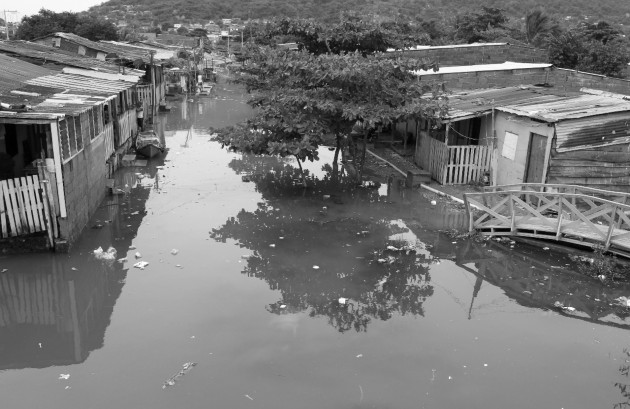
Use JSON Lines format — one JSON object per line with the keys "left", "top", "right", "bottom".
{"left": 406, "top": 85, "right": 630, "bottom": 192}
{"left": 0, "top": 54, "right": 142, "bottom": 250}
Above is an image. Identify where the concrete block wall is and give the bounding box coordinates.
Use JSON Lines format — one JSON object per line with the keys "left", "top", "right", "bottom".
{"left": 57, "top": 132, "right": 108, "bottom": 246}
{"left": 399, "top": 44, "right": 548, "bottom": 66}
{"left": 547, "top": 69, "right": 630, "bottom": 95}
{"left": 423, "top": 68, "right": 550, "bottom": 90}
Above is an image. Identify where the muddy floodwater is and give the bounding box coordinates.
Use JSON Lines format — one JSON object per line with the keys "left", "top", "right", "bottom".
{"left": 2, "top": 81, "right": 630, "bottom": 409}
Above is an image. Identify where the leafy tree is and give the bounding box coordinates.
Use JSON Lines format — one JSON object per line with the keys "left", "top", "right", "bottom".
{"left": 16, "top": 9, "right": 117, "bottom": 41}
{"left": 454, "top": 7, "right": 509, "bottom": 43}
{"left": 214, "top": 46, "right": 446, "bottom": 184}
{"left": 16, "top": 9, "right": 80, "bottom": 40}
{"left": 548, "top": 24, "right": 630, "bottom": 78}
{"left": 75, "top": 16, "right": 118, "bottom": 41}
{"left": 524, "top": 9, "right": 560, "bottom": 47}
{"left": 176, "top": 26, "right": 189, "bottom": 35}
{"left": 189, "top": 28, "right": 208, "bottom": 37}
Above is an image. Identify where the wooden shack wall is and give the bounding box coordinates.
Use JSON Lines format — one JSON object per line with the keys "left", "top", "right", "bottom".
{"left": 547, "top": 142, "right": 630, "bottom": 193}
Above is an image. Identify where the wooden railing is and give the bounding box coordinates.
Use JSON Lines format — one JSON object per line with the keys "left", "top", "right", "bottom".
{"left": 485, "top": 183, "right": 630, "bottom": 204}
{"left": 464, "top": 188, "right": 630, "bottom": 256}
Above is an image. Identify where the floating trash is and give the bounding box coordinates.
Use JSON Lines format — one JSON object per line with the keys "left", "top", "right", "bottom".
{"left": 59, "top": 374, "right": 70, "bottom": 380}
{"left": 313, "top": 265, "right": 320, "bottom": 270}
{"left": 162, "top": 362, "right": 197, "bottom": 389}
{"left": 133, "top": 261, "right": 149, "bottom": 269}
{"left": 135, "top": 252, "right": 142, "bottom": 258}
{"left": 171, "top": 249, "right": 179, "bottom": 255}
{"left": 338, "top": 297, "right": 348, "bottom": 305}
{"left": 93, "top": 246, "right": 117, "bottom": 261}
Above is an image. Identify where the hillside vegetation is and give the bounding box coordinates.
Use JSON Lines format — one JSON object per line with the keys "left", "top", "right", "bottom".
{"left": 89, "top": 0, "right": 630, "bottom": 25}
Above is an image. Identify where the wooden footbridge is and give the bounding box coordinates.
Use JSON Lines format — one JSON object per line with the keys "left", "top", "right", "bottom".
{"left": 463, "top": 183, "right": 630, "bottom": 258}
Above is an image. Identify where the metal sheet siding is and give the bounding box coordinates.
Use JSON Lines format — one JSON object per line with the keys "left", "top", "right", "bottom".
{"left": 555, "top": 112, "right": 630, "bottom": 152}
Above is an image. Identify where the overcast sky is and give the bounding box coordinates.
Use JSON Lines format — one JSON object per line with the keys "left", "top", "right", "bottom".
{"left": 5, "top": 0, "right": 103, "bottom": 21}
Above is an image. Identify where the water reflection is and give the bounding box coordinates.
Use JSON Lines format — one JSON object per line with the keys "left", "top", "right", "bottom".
{"left": 211, "top": 155, "right": 438, "bottom": 332}
{"left": 0, "top": 154, "right": 165, "bottom": 370}
{"left": 215, "top": 152, "right": 630, "bottom": 334}
{"left": 454, "top": 237, "right": 630, "bottom": 328}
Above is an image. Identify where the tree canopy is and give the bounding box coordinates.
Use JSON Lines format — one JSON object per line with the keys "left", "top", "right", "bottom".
{"left": 16, "top": 9, "right": 118, "bottom": 41}
{"left": 214, "top": 41, "right": 446, "bottom": 183}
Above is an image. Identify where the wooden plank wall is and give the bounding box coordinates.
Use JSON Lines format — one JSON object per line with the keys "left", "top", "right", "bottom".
{"left": 0, "top": 176, "right": 48, "bottom": 238}
{"left": 547, "top": 144, "right": 630, "bottom": 193}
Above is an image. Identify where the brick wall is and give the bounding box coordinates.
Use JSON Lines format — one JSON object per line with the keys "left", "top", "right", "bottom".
{"left": 547, "top": 68, "right": 630, "bottom": 95}
{"left": 396, "top": 44, "right": 549, "bottom": 66}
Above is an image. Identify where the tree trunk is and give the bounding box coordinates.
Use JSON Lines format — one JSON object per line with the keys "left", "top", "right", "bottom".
{"left": 332, "top": 134, "right": 341, "bottom": 185}
{"left": 295, "top": 155, "right": 307, "bottom": 186}
{"left": 357, "top": 131, "right": 368, "bottom": 184}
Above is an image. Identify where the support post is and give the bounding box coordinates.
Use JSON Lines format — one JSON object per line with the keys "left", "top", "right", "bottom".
{"left": 49, "top": 121, "right": 67, "bottom": 218}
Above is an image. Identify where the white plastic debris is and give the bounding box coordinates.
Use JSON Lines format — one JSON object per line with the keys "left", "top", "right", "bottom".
{"left": 338, "top": 297, "right": 348, "bottom": 304}
{"left": 1, "top": 268, "right": 8, "bottom": 273}
{"left": 117, "top": 257, "right": 127, "bottom": 263}
{"left": 93, "top": 246, "right": 117, "bottom": 261}
{"left": 59, "top": 374, "right": 70, "bottom": 380}
{"left": 313, "top": 265, "right": 320, "bottom": 269}
{"left": 71, "top": 267, "right": 78, "bottom": 271}
{"left": 356, "top": 354, "right": 363, "bottom": 358}
{"left": 387, "top": 245, "right": 399, "bottom": 251}
{"left": 280, "top": 304, "right": 286, "bottom": 309}
{"left": 269, "top": 244, "right": 276, "bottom": 248}
{"left": 323, "top": 195, "right": 330, "bottom": 200}
{"left": 430, "top": 200, "right": 437, "bottom": 205}
{"left": 133, "top": 261, "right": 149, "bottom": 269}
{"left": 135, "top": 252, "right": 142, "bottom": 258}
{"left": 171, "top": 249, "right": 179, "bottom": 255}
{"left": 162, "top": 362, "right": 197, "bottom": 389}
{"left": 377, "top": 258, "right": 387, "bottom": 264}
{"left": 543, "top": 247, "right": 549, "bottom": 250}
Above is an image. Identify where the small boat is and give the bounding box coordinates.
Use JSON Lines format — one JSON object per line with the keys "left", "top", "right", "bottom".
{"left": 136, "top": 131, "right": 165, "bottom": 158}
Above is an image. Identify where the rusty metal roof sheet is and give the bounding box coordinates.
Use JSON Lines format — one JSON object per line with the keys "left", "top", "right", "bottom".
{"left": 0, "top": 53, "right": 55, "bottom": 92}
{"left": 554, "top": 112, "right": 630, "bottom": 152}
{"left": 0, "top": 40, "right": 132, "bottom": 73}
{"left": 443, "top": 86, "right": 578, "bottom": 121}
{"left": 498, "top": 94, "right": 630, "bottom": 122}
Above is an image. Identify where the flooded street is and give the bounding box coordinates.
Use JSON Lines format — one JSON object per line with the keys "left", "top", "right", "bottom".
{"left": 2, "top": 81, "right": 630, "bottom": 409}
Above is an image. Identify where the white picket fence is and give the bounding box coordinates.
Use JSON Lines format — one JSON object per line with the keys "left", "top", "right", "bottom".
{"left": 0, "top": 176, "right": 55, "bottom": 243}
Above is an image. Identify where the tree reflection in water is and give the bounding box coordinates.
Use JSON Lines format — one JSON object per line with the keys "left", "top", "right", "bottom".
{"left": 211, "top": 155, "right": 435, "bottom": 332}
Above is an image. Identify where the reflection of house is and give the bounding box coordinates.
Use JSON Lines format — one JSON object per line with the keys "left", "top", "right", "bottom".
{"left": 0, "top": 261, "right": 125, "bottom": 369}
{"left": 0, "top": 54, "right": 142, "bottom": 248}
{"left": 407, "top": 85, "right": 630, "bottom": 191}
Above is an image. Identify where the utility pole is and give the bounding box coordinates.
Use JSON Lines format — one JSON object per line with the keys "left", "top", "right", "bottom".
{"left": 149, "top": 50, "right": 156, "bottom": 118}
{"left": 3, "top": 10, "right": 17, "bottom": 40}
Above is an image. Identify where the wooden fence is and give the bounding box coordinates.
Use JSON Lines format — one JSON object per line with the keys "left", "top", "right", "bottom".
{"left": 117, "top": 109, "right": 138, "bottom": 147}
{"left": 0, "top": 174, "right": 57, "bottom": 246}
{"left": 418, "top": 136, "right": 491, "bottom": 185}
{"left": 444, "top": 145, "right": 492, "bottom": 185}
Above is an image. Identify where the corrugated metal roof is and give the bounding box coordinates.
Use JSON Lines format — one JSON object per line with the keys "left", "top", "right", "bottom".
{"left": 0, "top": 53, "right": 55, "bottom": 92}
{"left": 26, "top": 73, "right": 135, "bottom": 94}
{"left": 555, "top": 112, "right": 630, "bottom": 152}
{"left": 443, "top": 86, "right": 578, "bottom": 121}
{"left": 0, "top": 40, "right": 134, "bottom": 74}
{"left": 498, "top": 94, "right": 630, "bottom": 121}
{"left": 99, "top": 41, "right": 174, "bottom": 60}
{"left": 36, "top": 33, "right": 159, "bottom": 64}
